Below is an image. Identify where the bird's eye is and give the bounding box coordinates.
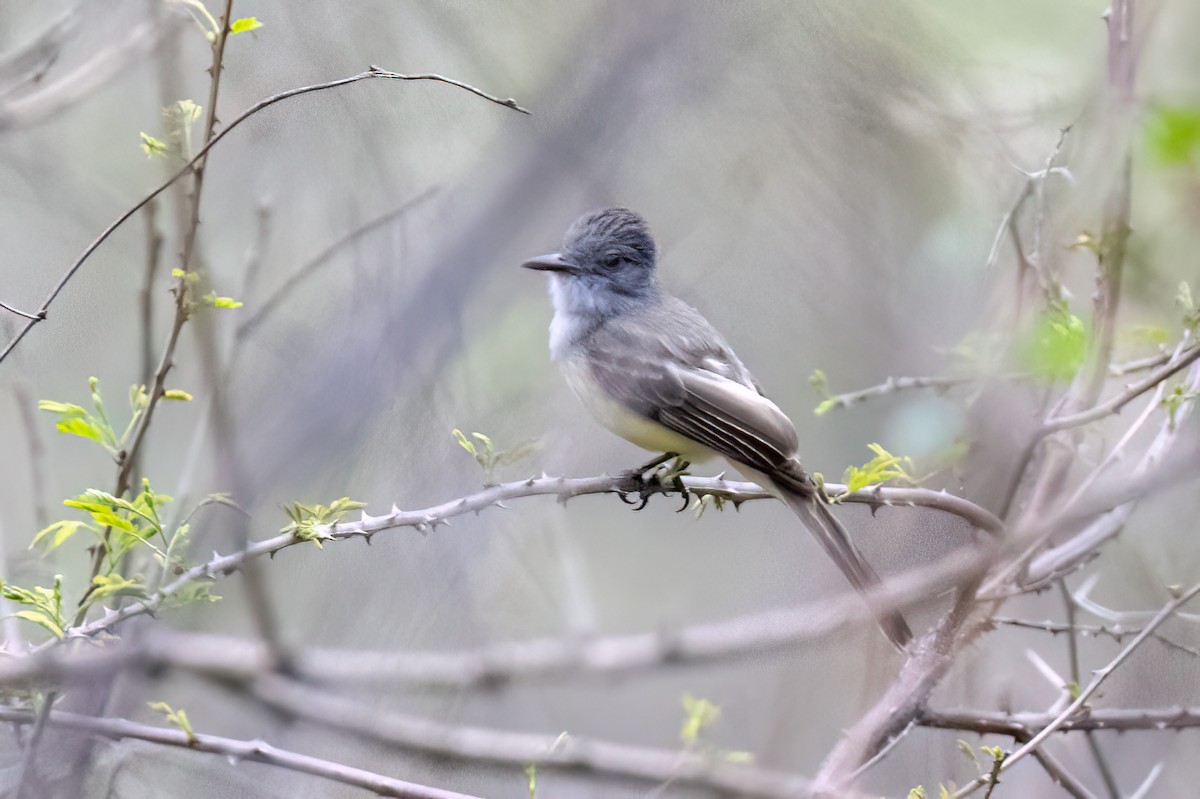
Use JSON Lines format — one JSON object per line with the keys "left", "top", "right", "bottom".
{"left": 602, "top": 255, "right": 621, "bottom": 269}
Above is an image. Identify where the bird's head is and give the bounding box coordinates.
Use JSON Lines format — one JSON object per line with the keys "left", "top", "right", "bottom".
{"left": 522, "top": 208, "right": 659, "bottom": 313}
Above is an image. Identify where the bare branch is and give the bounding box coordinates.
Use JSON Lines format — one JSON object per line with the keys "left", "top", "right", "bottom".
{"left": 0, "top": 66, "right": 528, "bottom": 365}
{"left": 4, "top": 544, "right": 986, "bottom": 690}
{"left": 0, "top": 301, "right": 43, "bottom": 321}
{"left": 0, "top": 705, "right": 480, "bottom": 799}
{"left": 251, "top": 677, "right": 845, "bottom": 799}
{"left": 921, "top": 706, "right": 1200, "bottom": 735}
{"left": 953, "top": 582, "right": 1200, "bottom": 797}
{"left": 1041, "top": 342, "right": 1200, "bottom": 436}
{"left": 815, "top": 375, "right": 995, "bottom": 413}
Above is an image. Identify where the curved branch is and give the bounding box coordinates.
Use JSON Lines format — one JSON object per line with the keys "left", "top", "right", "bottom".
{"left": 47, "top": 474, "right": 998, "bottom": 647}
{"left": 0, "top": 706, "right": 478, "bottom": 799}
{"left": 0, "top": 66, "right": 528, "bottom": 365}
{"left": 1041, "top": 342, "right": 1200, "bottom": 436}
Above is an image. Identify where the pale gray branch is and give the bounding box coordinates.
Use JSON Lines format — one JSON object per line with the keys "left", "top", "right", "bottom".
{"left": 0, "top": 705, "right": 479, "bottom": 799}
{"left": 50, "top": 475, "right": 997, "bottom": 648}
{"left": 953, "top": 582, "right": 1200, "bottom": 797}
{"left": 251, "top": 676, "right": 857, "bottom": 799}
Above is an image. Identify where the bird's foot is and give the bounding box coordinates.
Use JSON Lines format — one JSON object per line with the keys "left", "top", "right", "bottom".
{"left": 616, "top": 453, "right": 693, "bottom": 511}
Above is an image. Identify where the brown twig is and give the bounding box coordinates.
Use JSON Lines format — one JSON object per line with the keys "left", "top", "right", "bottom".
{"left": 0, "top": 67, "right": 528, "bottom": 365}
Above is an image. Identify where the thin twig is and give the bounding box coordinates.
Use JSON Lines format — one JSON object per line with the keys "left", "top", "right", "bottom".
{"left": 0, "top": 67, "right": 527, "bottom": 365}
{"left": 234, "top": 187, "right": 439, "bottom": 341}
{"left": 0, "top": 705, "right": 480, "bottom": 799}
{"left": 0, "top": 301, "right": 42, "bottom": 321}
{"left": 953, "top": 583, "right": 1200, "bottom": 797}
{"left": 1060, "top": 579, "right": 1121, "bottom": 798}
{"left": 815, "top": 374, "right": 1016, "bottom": 414}
{"left": 921, "top": 706, "right": 1200, "bottom": 735}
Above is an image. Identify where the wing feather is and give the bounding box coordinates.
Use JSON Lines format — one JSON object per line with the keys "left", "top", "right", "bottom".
{"left": 583, "top": 297, "right": 801, "bottom": 476}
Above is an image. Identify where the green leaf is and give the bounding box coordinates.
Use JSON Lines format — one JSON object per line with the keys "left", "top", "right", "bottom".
{"left": 148, "top": 701, "right": 197, "bottom": 743}
{"left": 162, "top": 389, "right": 193, "bottom": 401}
{"left": 680, "top": 694, "right": 721, "bottom": 746}
{"left": 1021, "top": 301, "right": 1087, "bottom": 381}
{"left": 55, "top": 417, "right": 104, "bottom": 443}
{"left": 88, "top": 574, "right": 149, "bottom": 604}
{"left": 140, "top": 132, "right": 169, "bottom": 158}
{"left": 201, "top": 293, "right": 243, "bottom": 309}
{"left": 37, "top": 400, "right": 87, "bottom": 417}
{"left": 167, "top": 99, "right": 202, "bottom": 127}
{"left": 1125, "top": 325, "right": 1170, "bottom": 348}
{"left": 30, "top": 520, "right": 92, "bottom": 552}
{"left": 839, "top": 443, "right": 916, "bottom": 497}
{"left": 1161, "top": 383, "right": 1200, "bottom": 431}
{"left": 1146, "top": 105, "right": 1200, "bottom": 167}
{"left": 1178, "top": 282, "right": 1200, "bottom": 331}
{"left": 979, "top": 744, "right": 1006, "bottom": 761}
{"left": 2, "top": 576, "right": 65, "bottom": 638}
{"left": 230, "top": 16, "right": 263, "bottom": 34}
{"left": 12, "top": 610, "right": 64, "bottom": 638}
{"left": 814, "top": 398, "right": 838, "bottom": 416}
{"left": 129, "top": 384, "right": 150, "bottom": 414}
{"left": 492, "top": 439, "right": 541, "bottom": 468}
{"left": 808, "top": 368, "right": 829, "bottom": 398}
{"left": 908, "top": 788, "right": 928, "bottom": 799}
{"left": 162, "top": 581, "right": 220, "bottom": 608}
{"left": 280, "top": 497, "right": 365, "bottom": 546}
{"left": 524, "top": 763, "right": 536, "bottom": 799}
{"left": 91, "top": 511, "right": 136, "bottom": 533}
{"left": 452, "top": 429, "right": 477, "bottom": 457}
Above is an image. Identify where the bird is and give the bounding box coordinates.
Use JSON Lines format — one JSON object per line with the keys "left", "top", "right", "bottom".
{"left": 522, "top": 207, "right": 912, "bottom": 649}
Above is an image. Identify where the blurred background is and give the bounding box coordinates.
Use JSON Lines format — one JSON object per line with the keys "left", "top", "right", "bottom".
{"left": 1, "top": 0, "right": 1199, "bottom": 796}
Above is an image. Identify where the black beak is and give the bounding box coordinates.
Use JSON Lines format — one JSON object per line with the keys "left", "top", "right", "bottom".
{"left": 521, "top": 253, "right": 578, "bottom": 274}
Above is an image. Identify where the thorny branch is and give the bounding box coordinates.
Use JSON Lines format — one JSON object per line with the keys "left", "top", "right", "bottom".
{"left": 952, "top": 583, "right": 1200, "bottom": 798}
{"left": 41, "top": 475, "right": 999, "bottom": 649}
{"left": 0, "top": 706, "right": 480, "bottom": 799}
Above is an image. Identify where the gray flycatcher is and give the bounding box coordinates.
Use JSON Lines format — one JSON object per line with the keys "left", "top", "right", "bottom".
{"left": 522, "top": 207, "right": 912, "bottom": 649}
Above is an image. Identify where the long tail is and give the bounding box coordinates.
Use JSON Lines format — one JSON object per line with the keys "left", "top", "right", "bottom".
{"left": 780, "top": 488, "right": 913, "bottom": 650}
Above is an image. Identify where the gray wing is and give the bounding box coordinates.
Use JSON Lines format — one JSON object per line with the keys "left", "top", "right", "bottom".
{"left": 584, "top": 297, "right": 803, "bottom": 477}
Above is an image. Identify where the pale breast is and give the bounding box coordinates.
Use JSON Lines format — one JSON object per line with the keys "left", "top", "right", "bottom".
{"left": 558, "top": 354, "right": 715, "bottom": 461}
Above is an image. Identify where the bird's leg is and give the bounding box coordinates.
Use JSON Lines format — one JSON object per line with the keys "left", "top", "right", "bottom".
{"left": 635, "top": 451, "right": 678, "bottom": 473}
{"left": 657, "top": 453, "right": 696, "bottom": 511}
{"left": 616, "top": 452, "right": 681, "bottom": 510}
{"left": 616, "top": 454, "right": 696, "bottom": 512}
